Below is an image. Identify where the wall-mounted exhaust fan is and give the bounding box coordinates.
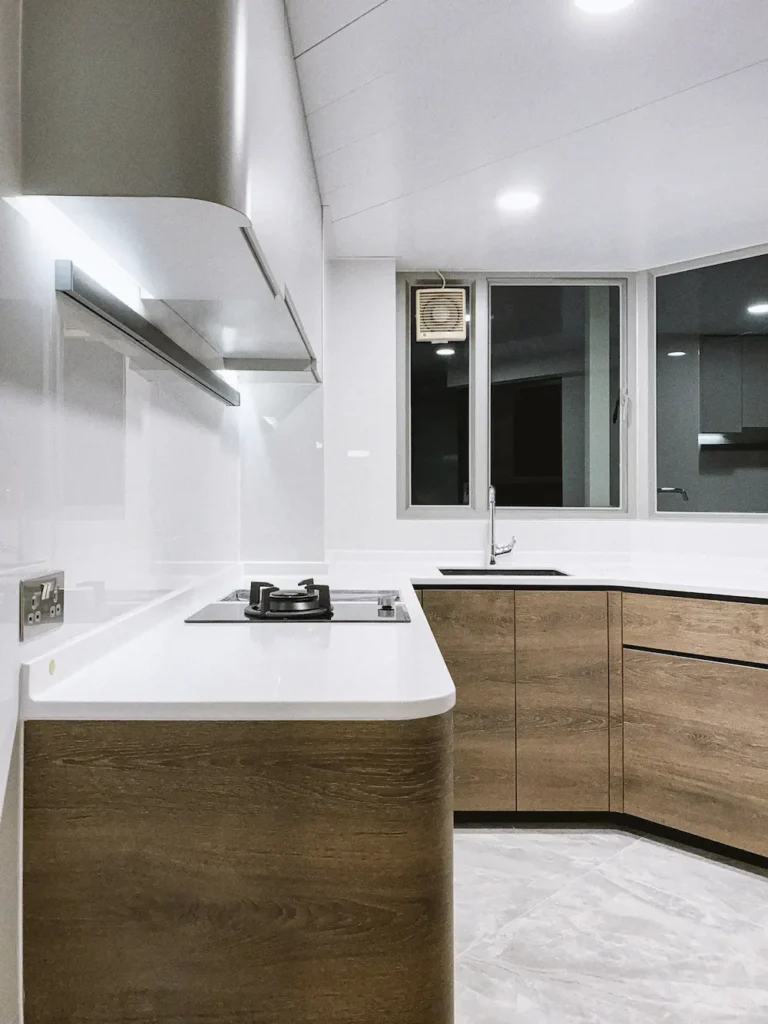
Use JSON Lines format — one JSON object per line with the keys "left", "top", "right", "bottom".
{"left": 415, "top": 287, "right": 468, "bottom": 342}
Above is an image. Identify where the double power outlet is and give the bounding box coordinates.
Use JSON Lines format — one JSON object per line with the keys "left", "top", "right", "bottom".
{"left": 19, "top": 571, "right": 65, "bottom": 642}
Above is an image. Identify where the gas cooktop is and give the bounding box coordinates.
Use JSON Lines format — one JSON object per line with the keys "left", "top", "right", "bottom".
{"left": 185, "top": 579, "right": 411, "bottom": 624}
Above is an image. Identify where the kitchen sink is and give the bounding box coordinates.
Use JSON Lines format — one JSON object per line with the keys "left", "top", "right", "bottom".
{"left": 439, "top": 568, "right": 570, "bottom": 577}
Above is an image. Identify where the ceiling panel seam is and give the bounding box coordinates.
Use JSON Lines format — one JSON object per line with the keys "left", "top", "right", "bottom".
{"left": 281, "top": 0, "right": 324, "bottom": 202}
{"left": 294, "top": 0, "right": 392, "bottom": 59}
{"left": 329, "top": 55, "right": 768, "bottom": 223}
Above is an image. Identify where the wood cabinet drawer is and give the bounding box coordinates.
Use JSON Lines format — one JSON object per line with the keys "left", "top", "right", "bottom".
{"left": 623, "top": 592, "right": 768, "bottom": 665}
{"left": 624, "top": 648, "right": 768, "bottom": 856}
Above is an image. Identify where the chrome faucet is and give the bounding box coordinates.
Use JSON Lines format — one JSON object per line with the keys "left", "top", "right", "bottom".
{"left": 489, "top": 486, "right": 516, "bottom": 565}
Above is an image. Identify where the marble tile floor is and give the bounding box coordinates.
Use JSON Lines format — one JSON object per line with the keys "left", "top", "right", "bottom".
{"left": 454, "top": 827, "right": 768, "bottom": 1023}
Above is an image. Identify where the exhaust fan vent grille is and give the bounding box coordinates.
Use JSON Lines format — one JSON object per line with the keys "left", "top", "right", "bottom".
{"left": 415, "top": 288, "right": 468, "bottom": 342}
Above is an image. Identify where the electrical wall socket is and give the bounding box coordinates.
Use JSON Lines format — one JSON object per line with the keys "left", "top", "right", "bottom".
{"left": 19, "top": 571, "right": 65, "bottom": 642}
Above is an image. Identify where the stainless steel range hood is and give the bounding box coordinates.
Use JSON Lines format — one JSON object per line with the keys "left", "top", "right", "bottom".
{"left": 20, "top": 0, "right": 319, "bottom": 381}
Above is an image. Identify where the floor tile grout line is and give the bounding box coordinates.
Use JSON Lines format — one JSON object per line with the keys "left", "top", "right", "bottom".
{"left": 601, "top": 834, "right": 768, "bottom": 907}
{"left": 454, "top": 833, "right": 641, "bottom": 964}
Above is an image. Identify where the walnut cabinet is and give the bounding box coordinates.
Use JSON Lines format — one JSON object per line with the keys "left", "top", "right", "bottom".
{"left": 423, "top": 587, "right": 768, "bottom": 857}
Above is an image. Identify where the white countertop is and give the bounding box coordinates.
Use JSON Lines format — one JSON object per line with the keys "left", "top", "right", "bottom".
{"left": 21, "top": 553, "right": 768, "bottom": 723}
{"left": 409, "top": 553, "right": 768, "bottom": 600}
{"left": 22, "top": 574, "right": 456, "bottom": 722}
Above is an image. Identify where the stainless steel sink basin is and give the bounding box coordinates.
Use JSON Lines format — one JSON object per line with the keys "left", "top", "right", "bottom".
{"left": 439, "top": 568, "right": 569, "bottom": 577}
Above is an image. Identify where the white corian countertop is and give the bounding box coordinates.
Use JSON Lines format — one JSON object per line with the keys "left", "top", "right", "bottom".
{"left": 22, "top": 574, "right": 456, "bottom": 722}
{"left": 408, "top": 552, "right": 768, "bottom": 599}
{"left": 21, "top": 554, "right": 768, "bottom": 723}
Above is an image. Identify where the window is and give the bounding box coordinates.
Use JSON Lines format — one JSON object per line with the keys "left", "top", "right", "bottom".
{"left": 656, "top": 252, "right": 768, "bottom": 514}
{"left": 490, "top": 283, "right": 622, "bottom": 508}
{"left": 405, "top": 277, "right": 625, "bottom": 511}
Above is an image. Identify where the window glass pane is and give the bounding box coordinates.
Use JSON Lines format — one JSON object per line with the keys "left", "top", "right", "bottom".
{"left": 409, "top": 287, "right": 471, "bottom": 505}
{"left": 490, "top": 284, "right": 621, "bottom": 508}
{"left": 656, "top": 253, "right": 768, "bottom": 513}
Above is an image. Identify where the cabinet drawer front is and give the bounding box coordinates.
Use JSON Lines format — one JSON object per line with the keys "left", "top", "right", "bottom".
{"left": 623, "top": 593, "right": 768, "bottom": 665}
{"left": 624, "top": 648, "right": 768, "bottom": 856}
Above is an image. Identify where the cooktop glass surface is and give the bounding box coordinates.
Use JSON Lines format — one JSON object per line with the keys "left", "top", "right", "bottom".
{"left": 186, "top": 589, "right": 411, "bottom": 623}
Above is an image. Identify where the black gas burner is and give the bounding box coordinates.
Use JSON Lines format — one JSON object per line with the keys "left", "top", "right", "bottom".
{"left": 244, "top": 578, "right": 333, "bottom": 621}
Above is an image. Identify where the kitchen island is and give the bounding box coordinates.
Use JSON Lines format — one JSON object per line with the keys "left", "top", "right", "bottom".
{"left": 22, "top": 581, "right": 455, "bottom": 1024}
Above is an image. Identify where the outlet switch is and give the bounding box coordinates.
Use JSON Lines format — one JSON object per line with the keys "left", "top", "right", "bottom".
{"left": 19, "top": 571, "right": 65, "bottom": 642}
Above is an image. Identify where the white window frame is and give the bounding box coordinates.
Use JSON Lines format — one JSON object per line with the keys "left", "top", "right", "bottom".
{"left": 648, "top": 241, "right": 768, "bottom": 521}
{"left": 398, "top": 272, "right": 635, "bottom": 519}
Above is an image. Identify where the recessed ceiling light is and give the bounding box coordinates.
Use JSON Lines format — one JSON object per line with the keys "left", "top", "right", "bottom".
{"left": 575, "top": 0, "right": 635, "bottom": 12}
{"left": 747, "top": 302, "right": 768, "bottom": 315}
{"left": 436, "top": 347, "right": 455, "bottom": 356}
{"left": 667, "top": 351, "right": 686, "bottom": 358}
{"left": 496, "top": 190, "right": 541, "bottom": 213}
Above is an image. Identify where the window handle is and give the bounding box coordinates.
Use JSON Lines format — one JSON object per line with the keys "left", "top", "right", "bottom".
{"left": 658, "top": 486, "right": 690, "bottom": 502}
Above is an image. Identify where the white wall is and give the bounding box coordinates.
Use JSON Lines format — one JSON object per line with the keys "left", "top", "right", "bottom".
{"left": 238, "top": 380, "right": 325, "bottom": 565}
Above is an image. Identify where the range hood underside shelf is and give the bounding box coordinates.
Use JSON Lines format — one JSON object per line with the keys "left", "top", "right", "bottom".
{"left": 46, "top": 197, "right": 320, "bottom": 383}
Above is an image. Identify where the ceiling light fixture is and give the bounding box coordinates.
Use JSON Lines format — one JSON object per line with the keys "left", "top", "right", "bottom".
{"left": 436, "top": 347, "right": 455, "bottom": 356}
{"left": 667, "top": 351, "right": 686, "bottom": 358}
{"left": 575, "top": 0, "right": 635, "bottom": 13}
{"left": 747, "top": 302, "right": 768, "bottom": 315}
{"left": 496, "top": 190, "right": 541, "bottom": 214}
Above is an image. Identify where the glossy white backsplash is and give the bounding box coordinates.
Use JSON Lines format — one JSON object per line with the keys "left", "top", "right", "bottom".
{"left": 239, "top": 381, "right": 325, "bottom": 564}
{"left": 0, "top": 193, "right": 241, "bottom": 809}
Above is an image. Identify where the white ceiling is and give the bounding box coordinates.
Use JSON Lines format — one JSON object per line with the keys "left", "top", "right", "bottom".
{"left": 284, "top": 0, "right": 768, "bottom": 271}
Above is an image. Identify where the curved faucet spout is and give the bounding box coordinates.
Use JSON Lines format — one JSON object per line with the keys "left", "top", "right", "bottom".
{"left": 489, "top": 485, "right": 516, "bottom": 565}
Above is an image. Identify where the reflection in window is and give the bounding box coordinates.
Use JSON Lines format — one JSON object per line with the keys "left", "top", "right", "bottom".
{"left": 490, "top": 284, "right": 621, "bottom": 508}
{"left": 656, "top": 254, "right": 768, "bottom": 513}
{"left": 409, "top": 287, "right": 470, "bottom": 505}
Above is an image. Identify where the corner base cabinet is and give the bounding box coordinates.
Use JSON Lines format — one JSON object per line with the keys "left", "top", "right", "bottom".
{"left": 421, "top": 585, "right": 768, "bottom": 860}
{"left": 24, "top": 716, "right": 454, "bottom": 1024}
{"left": 422, "top": 589, "right": 610, "bottom": 813}
{"left": 421, "top": 590, "right": 516, "bottom": 811}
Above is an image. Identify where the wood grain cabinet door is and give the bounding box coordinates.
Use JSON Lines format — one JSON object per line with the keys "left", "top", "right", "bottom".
{"left": 624, "top": 648, "right": 768, "bottom": 856}
{"left": 421, "top": 589, "right": 515, "bottom": 811}
{"left": 515, "top": 591, "right": 610, "bottom": 811}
